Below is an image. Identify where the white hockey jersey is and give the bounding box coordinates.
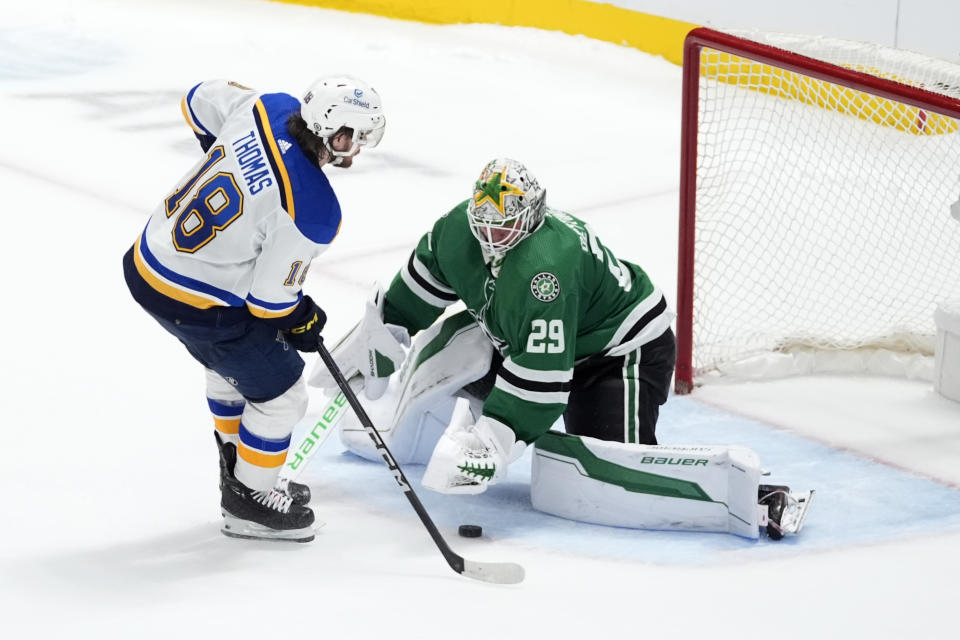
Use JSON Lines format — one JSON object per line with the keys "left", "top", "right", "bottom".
{"left": 130, "top": 80, "right": 340, "bottom": 322}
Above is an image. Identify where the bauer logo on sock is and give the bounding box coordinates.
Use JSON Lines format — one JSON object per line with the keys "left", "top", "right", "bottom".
{"left": 530, "top": 272, "right": 560, "bottom": 302}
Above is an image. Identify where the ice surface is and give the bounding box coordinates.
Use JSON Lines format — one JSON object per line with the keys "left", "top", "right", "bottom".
{"left": 1, "top": 1, "right": 958, "bottom": 638}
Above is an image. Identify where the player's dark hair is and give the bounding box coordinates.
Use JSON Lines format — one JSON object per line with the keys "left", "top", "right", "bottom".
{"left": 286, "top": 113, "right": 327, "bottom": 168}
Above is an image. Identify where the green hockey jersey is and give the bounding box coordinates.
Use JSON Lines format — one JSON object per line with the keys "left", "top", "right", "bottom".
{"left": 384, "top": 201, "right": 673, "bottom": 443}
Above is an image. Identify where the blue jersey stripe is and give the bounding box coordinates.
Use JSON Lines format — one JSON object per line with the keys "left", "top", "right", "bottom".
{"left": 207, "top": 398, "right": 244, "bottom": 417}
{"left": 250, "top": 93, "right": 342, "bottom": 244}
{"left": 239, "top": 423, "right": 291, "bottom": 452}
{"left": 138, "top": 230, "right": 245, "bottom": 307}
{"left": 185, "top": 83, "right": 215, "bottom": 139}
{"left": 246, "top": 291, "right": 302, "bottom": 311}
{"left": 252, "top": 100, "right": 292, "bottom": 217}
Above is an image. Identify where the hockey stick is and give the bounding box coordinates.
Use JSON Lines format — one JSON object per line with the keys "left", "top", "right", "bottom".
{"left": 316, "top": 340, "right": 525, "bottom": 585}
{"left": 275, "top": 389, "right": 350, "bottom": 490}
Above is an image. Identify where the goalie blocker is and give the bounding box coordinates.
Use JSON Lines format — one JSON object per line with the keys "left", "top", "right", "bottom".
{"left": 326, "top": 312, "right": 813, "bottom": 540}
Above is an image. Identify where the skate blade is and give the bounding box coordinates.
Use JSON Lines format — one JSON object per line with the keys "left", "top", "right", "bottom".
{"left": 780, "top": 489, "right": 815, "bottom": 535}
{"left": 220, "top": 512, "right": 323, "bottom": 543}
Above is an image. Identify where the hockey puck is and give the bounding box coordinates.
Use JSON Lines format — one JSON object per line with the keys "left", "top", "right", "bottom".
{"left": 458, "top": 524, "right": 482, "bottom": 538}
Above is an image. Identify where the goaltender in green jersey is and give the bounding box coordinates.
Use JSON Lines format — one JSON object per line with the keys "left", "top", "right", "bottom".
{"left": 315, "top": 157, "right": 676, "bottom": 490}
{"left": 384, "top": 160, "right": 675, "bottom": 450}
{"left": 311, "top": 158, "right": 813, "bottom": 540}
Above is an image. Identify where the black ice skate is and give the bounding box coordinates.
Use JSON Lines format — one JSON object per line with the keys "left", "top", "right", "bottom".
{"left": 215, "top": 433, "right": 316, "bottom": 542}
{"left": 759, "top": 484, "right": 815, "bottom": 540}
{"left": 215, "top": 432, "right": 311, "bottom": 505}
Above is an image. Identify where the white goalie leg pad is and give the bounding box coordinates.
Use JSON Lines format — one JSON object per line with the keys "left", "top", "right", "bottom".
{"left": 234, "top": 379, "right": 308, "bottom": 491}
{"left": 531, "top": 432, "right": 765, "bottom": 539}
{"left": 339, "top": 311, "right": 493, "bottom": 465}
{"left": 308, "top": 285, "right": 410, "bottom": 400}
{"left": 338, "top": 390, "right": 458, "bottom": 465}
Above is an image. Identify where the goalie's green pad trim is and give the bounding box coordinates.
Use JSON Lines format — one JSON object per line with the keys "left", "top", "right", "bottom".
{"left": 535, "top": 431, "right": 713, "bottom": 501}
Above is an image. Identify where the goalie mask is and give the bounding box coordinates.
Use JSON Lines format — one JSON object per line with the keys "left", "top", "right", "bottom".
{"left": 301, "top": 75, "right": 386, "bottom": 161}
{"left": 467, "top": 158, "right": 547, "bottom": 256}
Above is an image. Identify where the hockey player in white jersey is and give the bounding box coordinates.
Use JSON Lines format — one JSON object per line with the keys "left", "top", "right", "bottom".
{"left": 123, "top": 76, "right": 385, "bottom": 542}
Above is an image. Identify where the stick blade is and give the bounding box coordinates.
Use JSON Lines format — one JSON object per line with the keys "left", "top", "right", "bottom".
{"left": 462, "top": 559, "right": 525, "bottom": 584}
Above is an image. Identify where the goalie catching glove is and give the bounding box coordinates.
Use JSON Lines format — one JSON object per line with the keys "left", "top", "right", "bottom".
{"left": 308, "top": 285, "right": 409, "bottom": 400}
{"left": 422, "top": 398, "right": 526, "bottom": 495}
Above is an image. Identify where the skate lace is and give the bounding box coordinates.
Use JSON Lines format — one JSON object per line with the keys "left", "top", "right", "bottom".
{"left": 252, "top": 488, "right": 293, "bottom": 514}
{"left": 758, "top": 488, "right": 788, "bottom": 505}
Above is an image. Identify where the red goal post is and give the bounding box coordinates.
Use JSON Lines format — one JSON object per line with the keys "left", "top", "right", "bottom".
{"left": 675, "top": 28, "right": 960, "bottom": 394}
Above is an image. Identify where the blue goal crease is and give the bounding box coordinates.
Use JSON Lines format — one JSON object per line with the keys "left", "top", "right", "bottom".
{"left": 293, "top": 397, "right": 960, "bottom": 565}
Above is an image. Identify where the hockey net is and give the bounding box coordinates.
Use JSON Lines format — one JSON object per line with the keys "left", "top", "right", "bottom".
{"left": 676, "top": 28, "right": 960, "bottom": 393}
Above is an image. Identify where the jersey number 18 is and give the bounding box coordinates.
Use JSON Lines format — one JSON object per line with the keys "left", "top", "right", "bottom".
{"left": 164, "top": 146, "right": 245, "bottom": 253}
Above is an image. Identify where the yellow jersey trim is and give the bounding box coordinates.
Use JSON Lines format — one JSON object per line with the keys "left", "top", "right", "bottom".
{"left": 246, "top": 301, "right": 297, "bottom": 319}
{"left": 180, "top": 95, "right": 206, "bottom": 135}
{"left": 254, "top": 99, "right": 296, "bottom": 221}
{"left": 133, "top": 235, "right": 221, "bottom": 309}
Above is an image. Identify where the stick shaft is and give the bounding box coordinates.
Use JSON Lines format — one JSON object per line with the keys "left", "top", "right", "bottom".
{"left": 315, "top": 341, "right": 466, "bottom": 574}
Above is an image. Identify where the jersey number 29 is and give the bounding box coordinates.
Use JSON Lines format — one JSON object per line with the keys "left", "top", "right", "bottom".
{"left": 527, "top": 319, "right": 564, "bottom": 353}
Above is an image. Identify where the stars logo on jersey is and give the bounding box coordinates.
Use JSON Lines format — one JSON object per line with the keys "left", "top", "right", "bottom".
{"left": 473, "top": 168, "right": 525, "bottom": 217}
{"left": 531, "top": 272, "right": 560, "bottom": 302}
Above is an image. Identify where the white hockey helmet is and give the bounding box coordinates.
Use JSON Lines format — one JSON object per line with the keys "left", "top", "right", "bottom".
{"left": 301, "top": 75, "right": 386, "bottom": 160}
{"left": 467, "top": 158, "right": 547, "bottom": 256}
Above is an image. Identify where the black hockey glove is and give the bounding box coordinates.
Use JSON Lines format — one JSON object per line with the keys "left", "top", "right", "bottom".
{"left": 280, "top": 296, "right": 326, "bottom": 352}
